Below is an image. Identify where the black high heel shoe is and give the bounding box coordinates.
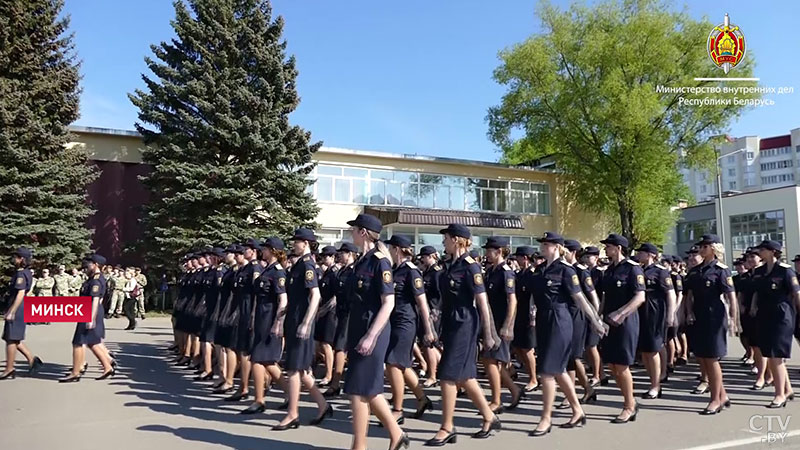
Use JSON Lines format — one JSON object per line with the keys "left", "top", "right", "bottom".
{"left": 508, "top": 391, "right": 525, "bottom": 410}
{"left": 424, "top": 428, "right": 457, "bottom": 446}
{"left": 767, "top": 400, "right": 788, "bottom": 409}
{"left": 0, "top": 370, "right": 16, "bottom": 380}
{"left": 80, "top": 362, "right": 89, "bottom": 374}
{"left": 309, "top": 404, "right": 333, "bottom": 426}
{"left": 472, "top": 416, "right": 501, "bottom": 439}
{"left": 561, "top": 415, "right": 587, "bottom": 429}
{"left": 240, "top": 402, "right": 266, "bottom": 415}
{"left": 224, "top": 391, "right": 250, "bottom": 402}
{"left": 413, "top": 396, "right": 434, "bottom": 419}
{"left": 700, "top": 405, "right": 723, "bottom": 415}
{"left": 529, "top": 423, "right": 552, "bottom": 437}
{"left": 194, "top": 372, "right": 213, "bottom": 381}
{"left": 611, "top": 404, "right": 639, "bottom": 423}
{"left": 581, "top": 390, "right": 598, "bottom": 404}
{"left": 213, "top": 384, "right": 234, "bottom": 394}
{"left": 378, "top": 410, "right": 405, "bottom": 427}
{"left": 271, "top": 418, "right": 300, "bottom": 431}
{"left": 29, "top": 357, "right": 43, "bottom": 374}
{"left": 96, "top": 369, "right": 116, "bottom": 380}
{"left": 58, "top": 374, "right": 81, "bottom": 383}
{"left": 391, "top": 432, "right": 410, "bottom": 450}
{"left": 642, "top": 387, "right": 662, "bottom": 399}
{"left": 322, "top": 387, "right": 341, "bottom": 398}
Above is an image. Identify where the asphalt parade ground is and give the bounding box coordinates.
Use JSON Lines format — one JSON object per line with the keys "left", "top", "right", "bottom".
{"left": 1, "top": 317, "right": 800, "bottom": 450}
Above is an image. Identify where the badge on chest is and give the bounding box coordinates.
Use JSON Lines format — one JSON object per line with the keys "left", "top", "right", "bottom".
{"left": 705, "top": 280, "right": 712, "bottom": 287}
{"left": 358, "top": 279, "right": 364, "bottom": 289}
{"left": 616, "top": 280, "right": 622, "bottom": 287}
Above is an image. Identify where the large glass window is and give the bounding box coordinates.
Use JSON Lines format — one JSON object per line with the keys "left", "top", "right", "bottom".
{"left": 677, "top": 219, "right": 717, "bottom": 244}
{"left": 310, "top": 164, "right": 551, "bottom": 214}
{"left": 730, "top": 210, "right": 785, "bottom": 256}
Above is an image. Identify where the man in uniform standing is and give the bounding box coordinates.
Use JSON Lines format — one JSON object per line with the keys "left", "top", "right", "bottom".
{"left": 108, "top": 267, "right": 126, "bottom": 318}
{"left": 34, "top": 268, "right": 55, "bottom": 296}
{"left": 69, "top": 268, "right": 83, "bottom": 296}
{"left": 134, "top": 267, "right": 148, "bottom": 319}
{"left": 53, "top": 265, "right": 72, "bottom": 296}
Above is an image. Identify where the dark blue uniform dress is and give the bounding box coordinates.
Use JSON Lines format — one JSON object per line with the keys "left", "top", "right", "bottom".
{"left": 233, "top": 261, "right": 262, "bottom": 353}
{"left": 585, "top": 266, "right": 604, "bottom": 348}
{"left": 188, "top": 269, "right": 206, "bottom": 335}
{"left": 483, "top": 263, "right": 514, "bottom": 363}
{"left": 386, "top": 260, "right": 424, "bottom": 369}
{"left": 686, "top": 260, "right": 734, "bottom": 358}
{"left": 199, "top": 267, "right": 219, "bottom": 343}
{"left": 667, "top": 270, "right": 683, "bottom": 340}
{"left": 2, "top": 268, "right": 32, "bottom": 342}
{"left": 531, "top": 259, "right": 581, "bottom": 375}
{"left": 333, "top": 263, "right": 354, "bottom": 352}
{"left": 284, "top": 254, "right": 319, "bottom": 371}
{"left": 438, "top": 253, "right": 485, "bottom": 382}
{"left": 638, "top": 263, "right": 673, "bottom": 353}
{"left": 314, "top": 265, "right": 339, "bottom": 344}
{"left": 72, "top": 273, "right": 107, "bottom": 346}
{"left": 569, "top": 263, "right": 593, "bottom": 361}
{"left": 174, "top": 271, "right": 192, "bottom": 333}
{"left": 213, "top": 266, "right": 236, "bottom": 348}
{"left": 735, "top": 271, "right": 757, "bottom": 344}
{"left": 250, "top": 262, "right": 287, "bottom": 364}
{"left": 420, "top": 263, "right": 444, "bottom": 347}
{"left": 344, "top": 248, "right": 394, "bottom": 396}
{"left": 600, "top": 259, "right": 645, "bottom": 366}
{"left": 753, "top": 263, "right": 799, "bottom": 358}
{"left": 512, "top": 266, "right": 536, "bottom": 350}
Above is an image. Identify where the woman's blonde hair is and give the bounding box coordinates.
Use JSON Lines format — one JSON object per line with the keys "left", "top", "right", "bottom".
{"left": 454, "top": 236, "right": 472, "bottom": 249}
{"left": 556, "top": 243, "right": 568, "bottom": 258}
{"left": 711, "top": 242, "right": 725, "bottom": 261}
{"left": 366, "top": 229, "right": 393, "bottom": 266}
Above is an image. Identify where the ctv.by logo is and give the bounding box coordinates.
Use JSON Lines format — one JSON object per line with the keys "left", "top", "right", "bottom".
{"left": 750, "top": 415, "right": 791, "bottom": 444}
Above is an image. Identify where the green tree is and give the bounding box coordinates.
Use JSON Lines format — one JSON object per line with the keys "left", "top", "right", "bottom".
{"left": 130, "top": 0, "right": 320, "bottom": 268}
{"left": 0, "top": 0, "right": 95, "bottom": 266}
{"left": 488, "top": 0, "right": 758, "bottom": 248}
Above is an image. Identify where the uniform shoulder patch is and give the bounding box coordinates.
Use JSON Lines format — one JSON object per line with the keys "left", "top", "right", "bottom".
{"left": 572, "top": 274, "right": 580, "bottom": 286}
{"left": 275, "top": 263, "right": 283, "bottom": 271}
{"left": 624, "top": 259, "right": 639, "bottom": 265}
{"left": 305, "top": 270, "right": 314, "bottom": 281}
{"left": 433, "top": 265, "right": 442, "bottom": 271}
{"left": 382, "top": 270, "right": 392, "bottom": 283}
{"left": 374, "top": 251, "right": 387, "bottom": 260}
{"left": 406, "top": 261, "right": 418, "bottom": 270}
{"left": 576, "top": 263, "right": 588, "bottom": 270}
{"left": 473, "top": 273, "right": 484, "bottom": 285}
{"left": 655, "top": 264, "right": 667, "bottom": 270}
{"left": 414, "top": 277, "right": 423, "bottom": 289}
{"left": 465, "top": 256, "right": 475, "bottom": 264}
{"left": 507, "top": 277, "right": 515, "bottom": 288}
{"left": 278, "top": 277, "right": 286, "bottom": 287}
{"left": 502, "top": 264, "right": 511, "bottom": 271}
{"left": 778, "top": 262, "right": 791, "bottom": 268}
{"left": 303, "top": 255, "right": 312, "bottom": 262}
{"left": 558, "top": 258, "right": 571, "bottom": 266}
{"left": 715, "top": 261, "right": 728, "bottom": 269}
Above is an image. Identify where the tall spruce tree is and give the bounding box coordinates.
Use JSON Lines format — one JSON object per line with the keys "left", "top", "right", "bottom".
{"left": 130, "top": 0, "right": 320, "bottom": 268}
{"left": 0, "top": 0, "right": 95, "bottom": 267}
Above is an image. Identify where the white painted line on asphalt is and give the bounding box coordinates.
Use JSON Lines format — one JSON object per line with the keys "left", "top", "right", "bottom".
{"left": 682, "top": 429, "right": 800, "bottom": 450}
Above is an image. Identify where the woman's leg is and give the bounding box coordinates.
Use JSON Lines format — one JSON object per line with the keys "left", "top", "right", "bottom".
{"left": 278, "top": 371, "right": 301, "bottom": 425}
{"left": 424, "top": 346, "right": 440, "bottom": 384}
{"left": 369, "top": 394, "right": 404, "bottom": 448}
{"left": 238, "top": 353, "right": 251, "bottom": 394}
{"left": 88, "top": 343, "right": 113, "bottom": 372}
{"left": 483, "top": 358, "right": 503, "bottom": 409}
{"left": 329, "top": 351, "right": 346, "bottom": 390}
{"left": 554, "top": 371, "right": 585, "bottom": 422}
{"left": 320, "top": 342, "right": 333, "bottom": 383}
{"left": 252, "top": 362, "right": 267, "bottom": 404}
{"left": 349, "top": 395, "right": 370, "bottom": 450}
{"left": 536, "top": 375, "right": 556, "bottom": 431}
{"left": 300, "top": 370, "right": 328, "bottom": 415}
{"left": 768, "top": 358, "right": 787, "bottom": 404}
{"left": 225, "top": 349, "right": 237, "bottom": 387}
{"left": 516, "top": 347, "right": 538, "bottom": 389}
{"left": 4, "top": 342, "right": 18, "bottom": 373}
{"left": 431, "top": 381, "right": 457, "bottom": 439}
{"left": 463, "top": 378, "right": 494, "bottom": 424}
{"left": 641, "top": 351, "right": 661, "bottom": 391}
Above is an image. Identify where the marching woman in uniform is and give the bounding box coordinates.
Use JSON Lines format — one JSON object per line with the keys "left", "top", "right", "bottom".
{"left": 314, "top": 245, "right": 339, "bottom": 386}
{"left": 750, "top": 240, "right": 800, "bottom": 408}
{"left": 176, "top": 255, "right": 199, "bottom": 366}
{"left": 417, "top": 246, "right": 444, "bottom": 388}
{"left": 273, "top": 229, "right": 329, "bottom": 430}
{"left": 598, "top": 234, "right": 646, "bottom": 423}
{"left": 242, "top": 238, "right": 288, "bottom": 414}
{"left": 1, "top": 247, "right": 43, "bottom": 380}
{"left": 481, "top": 237, "right": 523, "bottom": 413}
{"left": 581, "top": 246, "right": 607, "bottom": 386}
{"left": 743, "top": 249, "right": 770, "bottom": 389}
{"left": 425, "top": 224, "right": 502, "bottom": 446}
{"left": 212, "top": 245, "right": 240, "bottom": 394}
{"left": 343, "top": 214, "right": 409, "bottom": 450}
{"left": 60, "top": 254, "right": 115, "bottom": 382}
{"left": 512, "top": 246, "right": 540, "bottom": 392}
{"left": 385, "top": 235, "right": 436, "bottom": 424}
{"left": 323, "top": 242, "right": 358, "bottom": 398}
{"left": 684, "top": 234, "right": 739, "bottom": 415}
{"left": 528, "top": 233, "right": 605, "bottom": 436}
{"left": 634, "top": 243, "right": 677, "bottom": 399}
{"left": 196, "top": 248, "right": 221, "bottom": 380}
{"left": 666, "top": 256, "right": 684, "bottom": 376}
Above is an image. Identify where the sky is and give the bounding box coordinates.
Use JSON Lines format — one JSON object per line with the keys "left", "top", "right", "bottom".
{"left": 65, "top": 0, "right": 800, "bottom": 162}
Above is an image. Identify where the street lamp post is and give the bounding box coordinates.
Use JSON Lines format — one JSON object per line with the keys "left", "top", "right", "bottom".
{"left": 716, "top": 147, "right": 748, "bottom": 264}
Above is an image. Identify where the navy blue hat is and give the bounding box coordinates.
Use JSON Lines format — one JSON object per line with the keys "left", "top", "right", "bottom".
{"left": 244, "top": 238, "right": 262, "bottom": 251}
{"left": 734, "top": 258, "right": 746, "bottom": 266}
{"left": 338, "top": 242, "right": 359, "bottom": 254}
{"left": 582, "top": 246, "right": 600, "bottom": 256}
{"left": 686, "top": 245, "right": 699, "bottom": 255}
{"left": 756, "top": 240, "right": 782, "bottom": 252}
{"left": 533, "top": 251, "right": 544, "bottom": 259}
{"left": 792, "top": 254, "right": 800, "bottom": 262}
{"left": 418, "top": 245, "right": 437, "bottom": 256}
{"left": 347, "top": 214, "right": 382, "bottom": 234}
{"left": 83, "top": 254, "right": 107, "bottom": 265}
{"left": 536, "top": 231, "right": 564, "bottom": 245}
{"left": 11, "top": 247, "right": 32, "bottom": 259}
{"left": 600, "top": 233, "right": 629, "bottom": 248}
{"left": 439, "top": 223, "right": 471, "bottom": 239}
{"left": 514, "top": 246, "right": 535, "bottom": 257}
{"left": 210, "top": 247, "right": 226, "bottom": 257}
{"left": 672, "top": 255, "right": 683, "bottom": 263}
{"left": 482, "top": 236, "right": 509, "bottom": 249}
{"left": 661, "top": 255, "right": 674, "bottom": 264}
{"left": 469, "top": 249, "right": 480, "bottom": 259}
{"left": 291, "top": 228, "right": 317, "bottom": 242}
{"left": 262, "top": 237, "right": 285, "bottom": 251}
{"left": 224, "top": 244, "right": 242, "bottom": 254}
{"left": 387, "top": 235, "right": 413, "bottom": 249}
{"left": 635, "top": 242, "right": 660, "bottom": 255}
{"left": 564, "top": 239, "right": 582, "bottom": 252}
{"left": 695, "top": 234, "right": 721, "bottom": 246}
{"left": 320, "top": 245, "right": 337, "bottom": 256}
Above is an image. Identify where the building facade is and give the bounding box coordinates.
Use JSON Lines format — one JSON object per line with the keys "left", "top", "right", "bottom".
{"left": 680, "top": 128, "right": 800, "bottom": 203}
{"left": 70, "top": 126, "right": 610, "bottom": 265}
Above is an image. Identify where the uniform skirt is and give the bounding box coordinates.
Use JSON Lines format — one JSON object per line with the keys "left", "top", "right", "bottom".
{"left": 417, "top": 307, "right": 442, "bottom": 349}
{"left": 333, "top": 307, "right": 350, "bottom": 352}
{"left": 585, "top": 322, "right": 601, "bottom": 348}
{"left": 250, "top": 302, "right": 282, "bottom": 363}
{"left": 200, "top": 303, "right": 217, "bottom": 343}
{"left": 757, "top": 303, "right": 795, "bottom": 358}
{"left": 385, "top": 305, "right": 417, "bottom": 368}
{"left": 439, "top": 306, "right": 479, "bottom": 382}
{"left": 568, "top": 307, "right": 586, "bottom": 360}
{"left": 512, "top": 307, "right": 536, "bottom": 350}
{"left": 2, "top": 312, "right": 26, "bottom": 342}
{"left": 232, "top": 296, "right": 254, "bottom": 353}
{"left": 536, "top": 304, "right": 573, "bottom": 375}
{"left": 72, "top": 306, "right": 105, "bottom": 346}
{"left": 314, "top": 308, "right": 337, "bottom": 344}
{"left": 284, "top": 300, "right": 315, "bottom": 371}
{"left": 344, "top": 306, "right": 391, "bottom": 397}
{"left": 691, "top": 298, "right": 727, "bottom": 359}
{"left": 638, "top": 299, "right": 666, "bottom": 353}
{"left": 600, "top": 310, "right": 639, "bottom": 366}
